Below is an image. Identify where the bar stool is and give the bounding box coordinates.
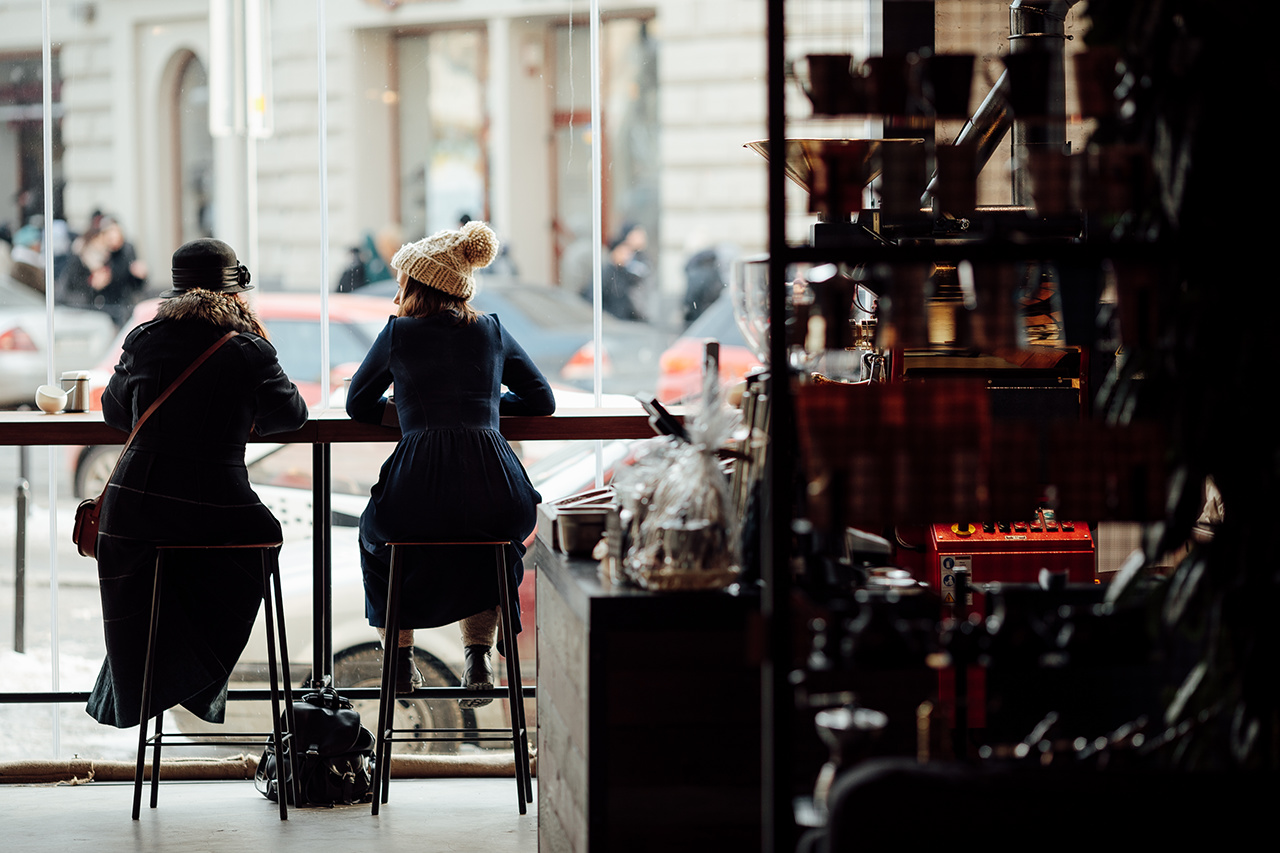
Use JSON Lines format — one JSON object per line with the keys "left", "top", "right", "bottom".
{"left": 133, "top": 542, "right": 298, "bottom": 820}
{"left": 372, "top": 541, "right": 533, "bottom": 815}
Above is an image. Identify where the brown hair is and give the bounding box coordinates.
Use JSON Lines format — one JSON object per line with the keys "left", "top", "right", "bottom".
{"left": 397, "top": 276, "right": 481, "bottom": 324}
{"left": 233, "top": 294, "right": 271, "bottom": 340}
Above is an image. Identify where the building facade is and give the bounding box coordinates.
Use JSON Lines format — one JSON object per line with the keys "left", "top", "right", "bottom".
{"left": 0, "top": 0, "right": 779, "bottom": 324}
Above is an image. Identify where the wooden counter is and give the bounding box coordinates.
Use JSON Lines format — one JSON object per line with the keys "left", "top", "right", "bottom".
{"left": 0, "top": 407, "right": 666, "bottom": 446}
{"left": 532, "top": 536, "right": 761, "bottom": 853}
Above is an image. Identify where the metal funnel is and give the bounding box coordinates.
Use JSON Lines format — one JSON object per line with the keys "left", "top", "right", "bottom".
{"left": 746, "top": 138, "right": 925, "bottom": 217}
{"left": 744, "top": 138, "right": 925, "bottom": 194}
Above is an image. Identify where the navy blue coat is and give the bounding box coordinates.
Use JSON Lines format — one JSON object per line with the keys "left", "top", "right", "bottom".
{"left": 346, "top": 311, "right": 554, "bottom": 634}
{"left": 87, "top": 291, "right": 308, "bottom": 728}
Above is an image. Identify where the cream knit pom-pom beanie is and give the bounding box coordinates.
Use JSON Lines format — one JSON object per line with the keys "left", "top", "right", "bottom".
{"left": 390, "top": 221, "right": 499, "bottom": 300}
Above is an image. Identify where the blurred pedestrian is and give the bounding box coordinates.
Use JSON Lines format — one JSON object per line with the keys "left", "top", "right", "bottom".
{"left": 682, "top": 246, "right": 729, "bottom": 325}
{"left": 58, "top": 214, "right": 149, "bottom": 326}
{"left": 9, "top": 223, "right": 45, "bottom": 294}
{"left": 583, "top": 221, "right": 651, "bottom": 321}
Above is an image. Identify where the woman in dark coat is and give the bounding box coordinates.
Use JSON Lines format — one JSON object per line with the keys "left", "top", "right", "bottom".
{"left": 345, "top": 221, "right": 554, "bottom": 702}
{"left": 87, "top": 238, "right": 308, "bottom": 728}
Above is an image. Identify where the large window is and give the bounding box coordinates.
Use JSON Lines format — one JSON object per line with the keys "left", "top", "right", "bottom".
{"left": 3, "top": 0, "right": 1105, "bottom": 767}
{"left": 1, "top": 0, "right": 782, "bottom": 763}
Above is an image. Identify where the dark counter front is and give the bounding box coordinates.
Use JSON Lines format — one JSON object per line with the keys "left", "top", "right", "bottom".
{"left": 533, "top": 537, "right": 762, "bottom": 853}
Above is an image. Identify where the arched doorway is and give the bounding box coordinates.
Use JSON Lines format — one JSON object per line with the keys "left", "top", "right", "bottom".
{"left": 170, "top": 52, "right": 215, "bottom": 247}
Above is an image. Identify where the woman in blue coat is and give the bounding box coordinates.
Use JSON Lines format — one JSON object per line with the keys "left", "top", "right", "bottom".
{"left": 346, "top": 221, "right": 555, "bottom": 702}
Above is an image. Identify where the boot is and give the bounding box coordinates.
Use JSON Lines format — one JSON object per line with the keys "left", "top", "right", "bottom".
{"left": 394, "top": 647, "right": 423, "bottom": 695}
{"left": 460, "top": 644, "right": 494, "bottom": 708}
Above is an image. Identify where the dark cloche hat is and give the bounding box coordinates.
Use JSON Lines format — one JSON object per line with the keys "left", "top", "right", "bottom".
{"left": 162, "top": 238, "right": 253, "bottom": 298}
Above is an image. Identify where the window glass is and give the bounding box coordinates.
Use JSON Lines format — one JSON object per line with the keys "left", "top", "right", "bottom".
{"left": 176, "top": 56, "right": 215, "bottom": 244}
{"left": 261, "top": 318, "right": 381, "bottom": 385}
{"left": 548, "top": 16, "right": 668, "bottom": 396}
{"left": 2, "top": 0, "right": 778, "bottom": 763}
{"left": 397, "top": 29, "right": 488, "bottom": 240}
{"left": 0, "top": 54, "right": 59, "bottom": 232}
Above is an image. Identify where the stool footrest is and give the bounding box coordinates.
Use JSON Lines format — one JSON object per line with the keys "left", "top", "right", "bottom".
{"left": 360, "top": 686, "right": 536, "bottom": 699}
{"left": 378, "top": 732, "right": 524, "bottom": 737}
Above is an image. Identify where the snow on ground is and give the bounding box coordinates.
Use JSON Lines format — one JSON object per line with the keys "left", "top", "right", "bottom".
{"left": 0, "top": 648, "right": 150, "bottom": 762}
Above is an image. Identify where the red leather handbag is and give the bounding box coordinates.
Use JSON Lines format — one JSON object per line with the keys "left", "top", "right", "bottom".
{"left": 72, "top": 497, "right": 102, "bottom": 558}
{"left": 72, "top": 331, "right": 238, "bottom": 559}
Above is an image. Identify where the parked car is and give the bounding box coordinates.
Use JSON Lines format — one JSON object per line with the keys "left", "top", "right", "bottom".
{"left": 362, "top": 278, "right": 673, "bottom": 397}
{"left": 74, "top": 285, "right": 665, "bottom": 495}
{"left": 72, "top": 291, "right": 394, "bottom": 497}
{"left": 0, "top": 276, "right": 117, "bottom": 408}
{"left": 656, "top": 294, "right": 762, "bottom": 403}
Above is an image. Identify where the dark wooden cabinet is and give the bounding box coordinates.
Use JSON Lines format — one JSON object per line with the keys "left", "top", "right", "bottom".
{"left": 533, "top": 537, "right": 761, "bottom": 853}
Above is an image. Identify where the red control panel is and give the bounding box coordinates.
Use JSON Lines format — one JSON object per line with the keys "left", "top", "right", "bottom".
{"left": 928, "top": 511, "right": 1095, "bottom": 606}
{"left": 925, "top": 510, "right": 1094, "bottom": 730}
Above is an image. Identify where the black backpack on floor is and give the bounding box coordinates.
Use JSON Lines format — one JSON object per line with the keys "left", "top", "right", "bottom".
{"left": 255, "top": 686, "right": 375, "bottom": 806}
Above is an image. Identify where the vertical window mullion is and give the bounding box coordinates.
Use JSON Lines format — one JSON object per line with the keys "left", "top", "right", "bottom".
{"left": 39, "top": 0, "right": 62, "bottom": 757}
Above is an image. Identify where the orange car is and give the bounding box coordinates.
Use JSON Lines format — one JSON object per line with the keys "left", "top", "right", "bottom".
{"left": 73, "top": 291, "right": 394, "bottom": 497}
{"left": 657, "top": 295, "right": 762, "bottom": 403}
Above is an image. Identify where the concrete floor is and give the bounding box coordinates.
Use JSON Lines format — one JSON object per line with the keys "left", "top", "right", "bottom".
{"left": 2, "top": 777, "right": 537, "bottom": 853}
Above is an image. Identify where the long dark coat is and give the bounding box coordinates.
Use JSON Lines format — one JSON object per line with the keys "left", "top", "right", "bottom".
{"left": 87, "top": 289, "right": 308, "bottom": 728}
{"left": 345, "top": 310, "right": 554, "bottom": 635}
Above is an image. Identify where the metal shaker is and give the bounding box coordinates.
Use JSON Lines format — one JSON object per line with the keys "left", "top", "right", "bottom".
{"left": 61, "top": 371, "right": 90, "bottom": 412}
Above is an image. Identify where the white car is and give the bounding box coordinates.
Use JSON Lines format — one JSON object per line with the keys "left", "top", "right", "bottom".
{"left": 0, "top": 276, "right": 117, "bottom": 408}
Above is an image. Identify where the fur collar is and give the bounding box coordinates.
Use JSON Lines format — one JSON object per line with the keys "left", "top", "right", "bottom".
{"left": 155, "top": 289, "right": 265, "bottom": 336}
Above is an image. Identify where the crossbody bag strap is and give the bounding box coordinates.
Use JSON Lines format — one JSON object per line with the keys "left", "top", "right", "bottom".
{"left": 96, "top": 330, "right": 240, "bottom": 499}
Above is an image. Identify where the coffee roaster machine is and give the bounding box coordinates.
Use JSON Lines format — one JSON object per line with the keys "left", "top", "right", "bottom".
{"left": 725, "top": 4, "right": 1179, "bottom": 839}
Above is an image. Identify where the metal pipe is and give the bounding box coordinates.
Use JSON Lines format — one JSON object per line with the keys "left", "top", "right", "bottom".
{"left": 1010, "top": 0, "right": 1079, "bottom": 204}
{"left": 952, "top": 567, "right": 970, "bottom": 761}
{"left": 923, "top": 70, "right": 1015, "bottom": 203}
{"left": 13, "top": 446, "right": 29, "bottom": 653}
{"left": 764, "top": 1, "right": 795, "bottom": 849}
{"left": 924, "top": 1, "right": 1080, "bottom": 206}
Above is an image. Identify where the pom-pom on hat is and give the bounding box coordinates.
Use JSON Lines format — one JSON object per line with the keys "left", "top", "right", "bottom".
{"left": 391, "top": 220, "right": 499, "bottom": 301}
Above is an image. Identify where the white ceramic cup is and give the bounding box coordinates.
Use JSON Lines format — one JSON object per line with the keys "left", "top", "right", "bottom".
{"left": 35, "top": 384, "right": 68, "bottom": 414}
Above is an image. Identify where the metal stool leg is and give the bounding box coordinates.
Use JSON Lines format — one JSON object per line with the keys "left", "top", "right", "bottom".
{"left": 495, "top": 545, "right": 531, "bottom": 813}
{"left": 372, "top": 544, "right": 405, "bottom": 815}
{"left": 149, "top": 711, "right": 164, "bottom": 808}
{"left": 268, "top": 549, "right": 301, "bottom": 811}
{"left": 260, "top": 549, "right": 289, "bottom": 819}
{"left": 507, "top": 557, "right": 533, "bottom": 805}
{"left": 133, "top": 550, "right": 166, "bottom": 820}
